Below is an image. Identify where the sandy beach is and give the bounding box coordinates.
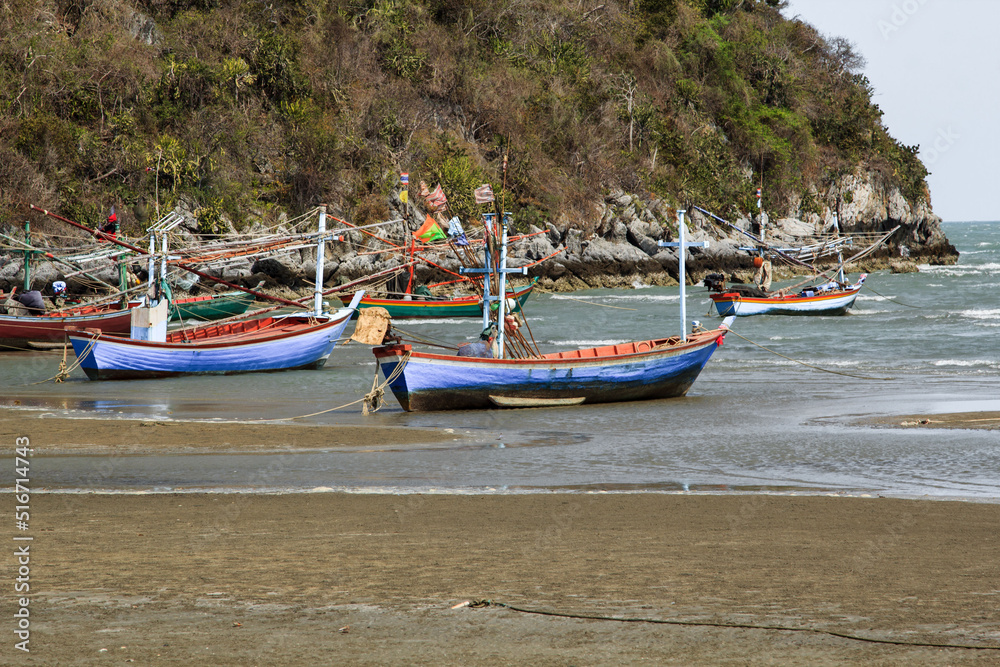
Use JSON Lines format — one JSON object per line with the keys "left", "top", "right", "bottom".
{"left": 6, "top": 410, "right": 1000, "bottom": 665}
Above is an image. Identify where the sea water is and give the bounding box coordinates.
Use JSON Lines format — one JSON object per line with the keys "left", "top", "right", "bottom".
{"left": 3, "top": 221, "right": 998, "bottom": 499}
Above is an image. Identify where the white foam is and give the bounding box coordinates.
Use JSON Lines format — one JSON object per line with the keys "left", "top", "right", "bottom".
{"left": 958, "top": 308, "right": 1000, "bottom": 320}
{"left": 933, "top": 359, "right": 1000, "bottom": 369}
{"left": 920, "top": 263, "right": 1000, "bottom": 277}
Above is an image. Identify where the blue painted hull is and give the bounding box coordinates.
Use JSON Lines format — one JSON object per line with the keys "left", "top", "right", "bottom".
{"left": 68, "top": 310, "right": 354, "bottom": 380}
{"left": 373, "top": 326, "right": 730, "bottom": 411}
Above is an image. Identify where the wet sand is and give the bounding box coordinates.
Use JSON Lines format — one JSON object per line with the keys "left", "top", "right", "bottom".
{"left": 860, "top": 411, "right": 1000, "bottom": 431}
{"left": 16, "top": 493, "right": 1000, "bottom": 665}
{"left": 0, "top": 411, "right": 465, "bottom": 456}
{"left": 6, "top": 409, "right": 1000, "bottom": 665}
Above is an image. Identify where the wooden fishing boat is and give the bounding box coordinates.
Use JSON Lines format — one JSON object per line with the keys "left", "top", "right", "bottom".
{"left": 169, "top": 290, "right": 256, "bottom": 321}
{"left": 373, "top": 320, "right": 734, "bottom": 411}
{"left": 67, "top": 295, "right": 361, "bottom": 380}
{"left": 62, "top": 205, "right": 367, "bottom": 380}
{"left": 0, "top": 301, "right": 139, "bottom": 350}
{"left": 708, "top": 275, "right": 867, "bottom": 317}
{"left": 370, "top": 209, "right": 735, "bottom": 412}
{"left": 354, "top": 281, "right": 534, "bottom": 319}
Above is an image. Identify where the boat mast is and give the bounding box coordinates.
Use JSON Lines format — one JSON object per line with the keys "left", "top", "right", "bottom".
{"left": 496, "top": 214, "right": 511, "bottom": 357}
{"left": 460, "top": 211, "right": 526, "bottom": 357}
{"left": 659, "top": 210, "right": 709, "bottom": 341}
{"left": 22, "top": 221, "right": 31, "bottom": 291}
{"left": 147, "top": 230, "right": 156, "bottom": 304}
{"left": 314, "top": 205, "right": 327, "bottom": 316}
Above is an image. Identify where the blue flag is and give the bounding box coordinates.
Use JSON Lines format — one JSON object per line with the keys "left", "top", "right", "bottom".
{"left": 447, "top": 216, "right": 469, "bottom": 246}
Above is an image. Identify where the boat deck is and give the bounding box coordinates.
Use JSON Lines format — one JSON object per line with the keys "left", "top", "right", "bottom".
{"left": 541, "top": 336, "right": 685, "bottom": 360}
{"left": 167, "top": 315, "right": 318, "bottom": 344}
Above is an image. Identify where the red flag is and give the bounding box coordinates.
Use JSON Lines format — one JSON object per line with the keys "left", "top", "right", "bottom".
{"left": 473, "top": 184, "right": 494, "bottom": 204}
{"left": 425, "top": 184, "right": 448, "bottom": 211}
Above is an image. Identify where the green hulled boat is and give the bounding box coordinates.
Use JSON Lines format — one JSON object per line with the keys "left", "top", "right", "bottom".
{"left": 169, "top": 291, "right": 256, "bottom": 322}
{"left": 353, "top": 281, "right": 535, "bottom": 319}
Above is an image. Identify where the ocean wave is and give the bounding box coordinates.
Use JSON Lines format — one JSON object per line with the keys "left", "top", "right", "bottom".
{"left": 932, "top": 359, "right": 1000, "bottom": 369}
{"left": 957, "top": 308, "right": 1000, "bottom": 320}
{"left": 920, "top": 263, "right": 1000, "bottom": 277}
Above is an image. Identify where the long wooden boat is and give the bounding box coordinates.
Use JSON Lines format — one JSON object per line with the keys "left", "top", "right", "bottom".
{"left": 354, "top": 281, "right": 534, "bottom": 319}
{"left": 0, "top": 301, "right": 139, "bottom": 350}
{"left": 373, "top": 317, "right": 735, "bottom": 412}
{"left": 709, "top": 275, "right": 866, "bottom": 317}
{"left": 169, "top": 291, "right": 256, "bottom": 322}
{"left": 67, "top": 303, "right": 358, "bottom": 381}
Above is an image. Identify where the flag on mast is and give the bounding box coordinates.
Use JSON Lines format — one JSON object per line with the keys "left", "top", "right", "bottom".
{"left": 415, "top": 214, "right": 446, "bottom": 242}
{"left": 473, "top": 184, "right": 494, "bottom": 204}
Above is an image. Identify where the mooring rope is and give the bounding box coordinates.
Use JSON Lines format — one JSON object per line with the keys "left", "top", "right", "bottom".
{"left": 28, "top": 333, "right": 102, "bottom": 384}
{"left": 533, "top": 285, "right": 637, "bottom": 311}
{"left": 725, "top": 329, "right": 895, "bottom": 381}
{"left": 862, "top": 284, "right": 922, "bottom": 309}
{"left": 254, "top": 351, "right": 411, "bottom": 421}
{"left": 463, "top": 600, "right": 1000, "bottom": 651}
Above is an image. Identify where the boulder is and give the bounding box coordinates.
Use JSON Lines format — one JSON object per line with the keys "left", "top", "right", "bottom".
{"left": 251, "top": 258, "right": 297, "bottom": 285}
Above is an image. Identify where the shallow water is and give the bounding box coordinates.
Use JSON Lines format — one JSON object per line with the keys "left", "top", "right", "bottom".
{"left": 3, "top": 221, "right": 998, "bottom": 500}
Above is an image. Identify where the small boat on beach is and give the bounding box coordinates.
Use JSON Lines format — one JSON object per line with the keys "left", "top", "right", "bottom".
{"left": 67, "top": 300, "right": 359, "bottom": 380}
{"left": 371, "top": 209, "right": 734, "bottom": 412}
{"left": 58, "top": 205, "right": 366, "bottom": 380}
{"left": 373, "top": 323, "right": 733, "bottom": 411}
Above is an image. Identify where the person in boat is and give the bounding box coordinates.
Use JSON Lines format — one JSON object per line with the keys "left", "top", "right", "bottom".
{"left": 98, "top": 209, "right": 117, "bottom": 241}
{"left": 50, "top": 280, "right": 80, "bottom": 309}
{"left": 4, "top": 289, "right": 47, "bottom": 315}
{"left": 702, "top": 273, "right": 768, "bottom": 298}
{"left": 456, "top": 324, "right": 497, "bottom": 358}
{"left": 798, "top": 280, "right": 840, "bottom": 296}
{"left": 752, "top": 256, "right": 772, "bottom": 292}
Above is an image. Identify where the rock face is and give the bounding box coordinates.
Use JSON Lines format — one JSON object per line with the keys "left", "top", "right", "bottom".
{"left": 3, "top": 174, "right": 958, "bottom": 295}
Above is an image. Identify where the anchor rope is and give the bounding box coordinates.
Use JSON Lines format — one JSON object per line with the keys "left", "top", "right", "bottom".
{"left": 465, "top": 600, "right": 1000, "bottom": 651}
{"left": 725, "top": 330, "right": 895, "bottom": 381}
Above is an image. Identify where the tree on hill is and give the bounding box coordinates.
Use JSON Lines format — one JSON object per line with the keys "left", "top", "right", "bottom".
{"left": 0, "top": 0, "right": 929, "bottom": 238}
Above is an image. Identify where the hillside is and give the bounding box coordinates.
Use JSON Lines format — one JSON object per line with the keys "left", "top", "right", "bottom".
{"left": 0, "top": 0, "right": 955, "bottom": 287}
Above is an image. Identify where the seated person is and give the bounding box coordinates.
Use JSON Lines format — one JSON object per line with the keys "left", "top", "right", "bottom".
{"left": 98, "top": 211, "right": 117, "bottom": 241}
{"left": 13, "top": 290, "right": 46, "bottom": 314}
{"left": 50, "top": 281, "right": 80, "bottom": 309}
{"left": 457, "top": 325, "right": 497, "bottom": 358}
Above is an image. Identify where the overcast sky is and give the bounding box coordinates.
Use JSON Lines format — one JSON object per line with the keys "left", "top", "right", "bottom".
{"left": 782, "top": 0, "right": 999, "bottom": 222}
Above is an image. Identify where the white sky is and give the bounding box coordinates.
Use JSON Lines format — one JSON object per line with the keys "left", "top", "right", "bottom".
{"left": 782, "top": 0, "right": 1000, "bottom": 222}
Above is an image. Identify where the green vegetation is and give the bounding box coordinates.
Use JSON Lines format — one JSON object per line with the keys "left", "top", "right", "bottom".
{"left": 0, "top": 0, "right": 929, "bottom": 236}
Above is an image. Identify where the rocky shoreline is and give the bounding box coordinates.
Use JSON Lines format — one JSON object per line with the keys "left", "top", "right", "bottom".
{"left": 3, "top": 177, "right": 957, "bottom": 299}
